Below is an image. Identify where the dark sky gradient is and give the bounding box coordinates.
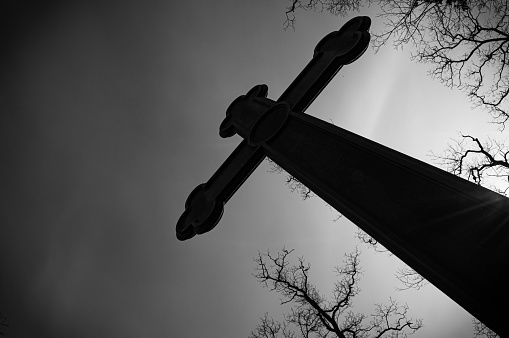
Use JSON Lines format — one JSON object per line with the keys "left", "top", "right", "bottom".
{"left": 1, "top": 1, "right": 497, "bottom": 337}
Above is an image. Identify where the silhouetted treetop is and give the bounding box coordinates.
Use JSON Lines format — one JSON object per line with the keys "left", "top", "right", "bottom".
{"left": 285, "top": 0, "right": 509, "bottom": 125}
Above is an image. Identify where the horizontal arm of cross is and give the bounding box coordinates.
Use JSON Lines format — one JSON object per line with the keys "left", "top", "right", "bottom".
{"left": 177, "top": 16, "right": 371, "bottom": 240}
{"left": 278, "top": 16, "right": 370, "bottom": 113}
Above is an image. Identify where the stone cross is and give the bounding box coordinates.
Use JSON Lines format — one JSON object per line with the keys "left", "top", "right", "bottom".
{"left": 176, "top": 16, "right": 508, "bottom": 337}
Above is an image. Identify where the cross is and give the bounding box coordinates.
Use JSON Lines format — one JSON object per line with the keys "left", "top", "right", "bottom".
{"left": 175, "top": 16, "right": 508, "bottom": 337}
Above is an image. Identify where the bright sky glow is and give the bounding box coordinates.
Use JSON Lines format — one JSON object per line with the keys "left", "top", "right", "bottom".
{"left": 1, "top": 1, "right": 502, "bottom": 337}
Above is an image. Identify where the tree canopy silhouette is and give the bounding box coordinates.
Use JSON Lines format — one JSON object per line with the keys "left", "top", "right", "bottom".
{"left": 250, "top": 248, "right": 423, "bottom": 338}
{"left": 285, "top": 0, "right": 509, "bottom": 126}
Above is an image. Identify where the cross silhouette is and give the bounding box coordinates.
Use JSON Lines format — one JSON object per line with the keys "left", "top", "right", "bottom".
{"left": 176, "top": 16, "right": 508, "bottom": 336}
{"left": 177, "top": 16, "right": 371, "bottom": 240}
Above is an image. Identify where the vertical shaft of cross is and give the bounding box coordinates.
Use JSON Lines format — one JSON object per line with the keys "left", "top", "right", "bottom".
{"left": 227, "top": 102, "right": 509, "bottom": 336}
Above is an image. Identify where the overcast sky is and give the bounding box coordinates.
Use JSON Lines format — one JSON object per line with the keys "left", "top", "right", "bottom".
{"left": 1, "top": 1, "right": 501, "bottom": 337}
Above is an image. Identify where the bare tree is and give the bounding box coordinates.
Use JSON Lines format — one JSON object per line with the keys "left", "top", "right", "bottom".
{"left": 285, "top": 0, "right": 509, "bottom": 126}
{"left": 251, "top": 248, "right": 423, "bottom": 338}
{"left": 431, "top": 133, "right": 509, "bottom": 194}
{"left": 374, "top": 0, "right": 509, "bottom": 126}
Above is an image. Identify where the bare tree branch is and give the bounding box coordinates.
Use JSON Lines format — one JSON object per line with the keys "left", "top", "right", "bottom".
{"left": 249, "top": 313, "right": 297, "bottom": 338}
{"left": 378, "top": 0, "right": 509, "bottom": 126}
{"left": 430, "top": 133, "right": 509, "bottom": 195}
{"left": 355, "top": 229, "right": 389, "bottom": 254}
{"left": 472, "top": 318, "right": 499, "bottom": 338}
{"left": 284, "top": 0, "right": 509, "bottom": 125}
{"left": 394, "top": 267, "right": 429, "bottom": 291}
{"left": 283, "top": 0, "right": 364, "bottom": 30}
{"left": 368, "top": 298, "right": 423, "bottom": 338}
{"left": 267, "top": 159, "right": 315, "bottom": 201}
{"left": 252, "top": 248, "right": 423, "bottom": 338}
{"left": 354, "top": 228, "right": 429, "bottom": 292}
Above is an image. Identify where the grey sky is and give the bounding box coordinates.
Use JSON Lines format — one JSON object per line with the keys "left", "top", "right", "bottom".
{"left": 1, "top": 1, "right": 498, "bottom": 337}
